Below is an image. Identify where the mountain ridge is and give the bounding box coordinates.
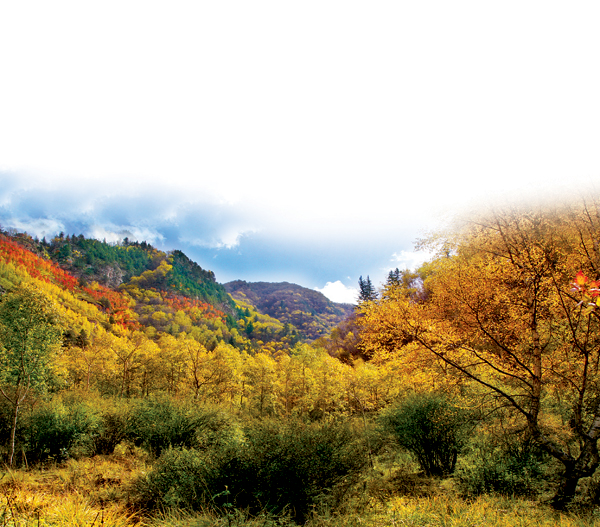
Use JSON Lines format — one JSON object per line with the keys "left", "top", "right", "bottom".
{"left": 224, "top": 280, "right": 354, "bottom": 341}
{"left": 0, "top": 228, "right": 354, "bottom": 349}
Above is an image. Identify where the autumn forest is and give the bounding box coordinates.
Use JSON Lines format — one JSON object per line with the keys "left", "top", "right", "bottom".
{"left": 3, "top": 194, "right": 600, "bottom": 526}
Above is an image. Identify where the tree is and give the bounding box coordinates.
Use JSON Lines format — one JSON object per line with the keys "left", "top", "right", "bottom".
{"left": 0, "top": 283, "right": 62, "bottom": 465}
{"left": 358, "top": 196, "right": 600, "bottom": 508}
{"left": 358, "top": 275, "right": 377, "bottom": 303}
{"left": 386, "top": 268, "right": 402, "bottom": 287}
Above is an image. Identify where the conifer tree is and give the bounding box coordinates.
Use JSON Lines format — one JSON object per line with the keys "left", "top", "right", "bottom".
{"left": 358, "top": 275, "right": 377, "bottom": 303}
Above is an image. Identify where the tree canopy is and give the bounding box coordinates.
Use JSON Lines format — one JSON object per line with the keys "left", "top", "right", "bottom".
{"left": 358, "top": 195, "right": 600, "bottom": 508}
{"left": 0, "top": 283, "right": 63, "bottom": 465}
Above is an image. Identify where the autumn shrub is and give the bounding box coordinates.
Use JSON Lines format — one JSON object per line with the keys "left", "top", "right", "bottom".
{"left": 132, "top": 447, "right": 215, "bottom": 511}
{"left": 134, "top": 417, "right": 370, "bottom": 523}
{"left": 379, "top": 392, "right": 472, "bottom": 477}
{"left": 127, "top": 395, "right": 236, "bottom": 457}
{"left": 92, "top": 398, "right": 133, "bottom": 455}
{"left": 227, "top": 418, "right": 369, "bottom": 522}
{"left": 25, "top": 399, "right": 101, "bottom": 462}
{"left": 456, "top": 433, "right": 550, "bottom": 497}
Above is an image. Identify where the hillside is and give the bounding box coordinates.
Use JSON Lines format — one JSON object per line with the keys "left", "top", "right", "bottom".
{"left": 0, "top": 229, "right": 351, "bottom": 353}
{"left": 4, "top": 199, "right": 600, "bottom": 523}
{"left": 224, "top": 280, "right": 354, "bottom": 340}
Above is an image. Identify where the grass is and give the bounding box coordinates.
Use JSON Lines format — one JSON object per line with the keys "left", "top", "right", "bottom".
{"left": 0, "top": 447, "right": 144, "bottom": 526}
{"left": 1, "top": 453, "right": 600, "bottom": 527}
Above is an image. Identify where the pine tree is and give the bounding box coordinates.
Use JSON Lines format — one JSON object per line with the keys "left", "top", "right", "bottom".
{"left": 358, "top": 275, "right": 377, "bottom": 303}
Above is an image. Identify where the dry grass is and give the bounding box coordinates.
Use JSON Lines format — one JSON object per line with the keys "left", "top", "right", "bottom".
{"left": 1, "top": 455, "right": 600, "bottom": 527}
{"left": 0, "top": 450, "right": 145, "bottom": 526}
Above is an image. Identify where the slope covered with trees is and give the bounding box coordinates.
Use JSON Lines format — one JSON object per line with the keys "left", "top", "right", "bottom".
{"left": 225, "top": 280, "right": 353, "bottom": 340}
{"left": 4, "top": 195, "right": 600, "bottom": 525}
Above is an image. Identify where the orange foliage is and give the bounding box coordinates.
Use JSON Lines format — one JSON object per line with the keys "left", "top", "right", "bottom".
{"left": 163, "top": 295, "right": 225, "bottom": 323}
{"left": 0, "top": 234, "right": 138, "bottom": 329}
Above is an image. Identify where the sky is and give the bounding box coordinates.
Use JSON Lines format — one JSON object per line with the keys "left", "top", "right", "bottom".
{"left": 1, "top": 1, "right": 600, "bottom": 303}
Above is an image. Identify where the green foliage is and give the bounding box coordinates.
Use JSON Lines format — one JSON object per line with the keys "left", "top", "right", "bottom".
{"left": 168, "top": 250, "right": 235, "bottom": 312}
{"left": 456, "top": 434, "right": 551, "bottom": 498}
{"left": 380, "top": 392, "right": 471, "bottom": 477}
{"left": 358, "top": 275, "right": 377, "bottom": 303}
{"left": 134, "top": 417, "right": 370, "bottom": 523}
{"left": 226, "top": 418, "right": 369, "bottom": 522}
{"left": 128, "top": 395, "right": 236, "bottom": 457}
{"left": 92, "top": 398, "right": 133, "bottom": 455}
{"left": 0, "top": 283, "right": 62, "bottom": 391}
{"left": 133, "top": 447, "right": 217, "bottom": 512}
{"left": 25, "top": 399, "right": 101, "bottom": 462}
{"left": 0, "top": 283, "right": 63, "bottom": 465}
{"left": 50, "top": 235, "right": 154, "bottom": 284}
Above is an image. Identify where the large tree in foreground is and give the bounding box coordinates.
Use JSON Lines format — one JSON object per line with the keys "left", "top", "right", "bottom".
{"left": 359, "top": 195, "right": 600, "bottom": 508}
{"left": 0, "top": 283, "right": 62, "bottom": 465}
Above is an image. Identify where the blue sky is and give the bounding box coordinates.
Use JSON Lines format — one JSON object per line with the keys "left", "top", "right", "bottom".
{"left": 1, "top": 1, "right": 600, "bottom": 302}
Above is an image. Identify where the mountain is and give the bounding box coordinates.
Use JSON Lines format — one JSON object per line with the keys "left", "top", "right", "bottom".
{"left": 0, "top": 229, "right": 355, "bottom": 353}
{"left": 224, "top": 280, "right": 354, "bottom": 341}
{"left": 28, "top": 233, "right": 236, "bottom": 315}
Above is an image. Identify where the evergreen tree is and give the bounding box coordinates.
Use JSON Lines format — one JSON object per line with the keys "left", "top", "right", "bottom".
{"left": 386, "top": 268, "right": 402, "bottom": 287}
{"left": 358, "top": 275, "right": 377, "bottom": 303}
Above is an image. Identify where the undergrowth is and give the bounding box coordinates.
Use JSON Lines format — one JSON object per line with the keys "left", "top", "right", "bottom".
{"left": 1, "top": 453, "right": 600, "bottom": 526}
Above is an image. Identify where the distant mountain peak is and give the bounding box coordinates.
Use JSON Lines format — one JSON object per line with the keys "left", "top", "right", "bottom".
{"left": 224, "top": 280, "right": 353, "bottom": 340}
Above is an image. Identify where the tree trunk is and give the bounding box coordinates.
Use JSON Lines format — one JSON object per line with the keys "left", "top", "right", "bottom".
{"left": 9, "top": 402, "right": 19, "bottom": 467}
{"left": 552, "top": 466, "right": 582, "bottom": 510}
{"left": 550, "top": 435, "right": 600, "bottom": 510}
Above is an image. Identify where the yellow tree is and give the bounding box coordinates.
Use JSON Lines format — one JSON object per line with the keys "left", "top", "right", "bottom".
{"left": 243, "top": 352, "right": 277, "bottom": 417}
{"left": 180, "top": 337, "right": 212, "bottom": 399}
{"left": 60, "top": 325, "right": 112, "bottom": 391}
{"left": 156, "top": 334, "right": 188, "bottom": 394}
{"left": 359, "top": 196, "right": 600, "bottom": 508}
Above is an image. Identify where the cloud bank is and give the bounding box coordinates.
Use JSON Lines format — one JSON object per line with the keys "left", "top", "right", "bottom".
{"left": 315, "top": 281, "right": 358, "bottom": 305}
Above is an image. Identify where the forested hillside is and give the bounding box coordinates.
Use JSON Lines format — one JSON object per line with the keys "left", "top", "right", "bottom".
{"left": 225, "top": 280, "right": 353, "bottom": 340}
{"left": 3, "top": 196, "right": 600, "bottom": 526}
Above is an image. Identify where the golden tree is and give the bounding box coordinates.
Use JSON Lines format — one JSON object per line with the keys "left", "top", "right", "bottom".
{"left": 359, "top": 195, "right": 600, "bottom": 508}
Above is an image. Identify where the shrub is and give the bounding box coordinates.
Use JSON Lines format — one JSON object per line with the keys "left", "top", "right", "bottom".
{"left": 26, "top": 400, "right": 101, "bottom": 462}
{"left": 134, "top": 417, "right": 370, "bottom": 523}
{"left": 128, "top": 395, "right": 236, "bottom": 457}
{"left": 226, "top": 418, "right": 369, "bottom": 522}
{"left": 92, "top": 398, "right": 133, "bottom": 455}
{"left": 456, "top": 434, "right": 550, "bottom": 497}
{"left": 379, "top": 392, "right": 472, "bottom": 477}
{"left": 133, "top": 447, "right": 215, "bottom": 511}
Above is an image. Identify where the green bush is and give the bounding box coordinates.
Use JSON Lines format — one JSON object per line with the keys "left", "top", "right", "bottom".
{"left": 456, "top": 434, "right": 550, "bottom": 497}
{"left": 25, "top": 400, "right": 101, "bottom": 462}
{"left": 92, "top": 398, "right": 133, "bottom": 455}
{"left": 128, "top": 395, "right": 236, "bottom": 457}
{"left": 227, "top": 418, "right": 368, "bottom": 522}
{"left": 133, "top": 447, "right": 215, "bottom": 511}
{"left": 379, "top": 392, "right": 472, "bottom": 477}
{"left": 134, "top": 417, "right": 370, "bottom": 523}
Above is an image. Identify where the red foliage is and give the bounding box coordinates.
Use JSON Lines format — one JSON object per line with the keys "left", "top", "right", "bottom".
{"left": 163, "top": 294, "right": 225, "bottom": 323}
{"left": 0, "top": 234, "right": 138, "bottom": 329}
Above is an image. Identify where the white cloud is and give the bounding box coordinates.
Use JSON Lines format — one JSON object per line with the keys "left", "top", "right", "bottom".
{"left": 315, "top": 281, "right": 358, "bottom": 304}
{"left": 87, "top": 225, "right": 165, "bottom": 246}
{"left": 180, "top": 227, "right": 257, "bottom": 250}
{"left": 390, "top": 250, "right": 433, "bottom": 271}
{"left": 1, "top": 1, "right": 598, "bottom": 240}
{"left": 3, "top": 218, "right": 65, "bottom": 240}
